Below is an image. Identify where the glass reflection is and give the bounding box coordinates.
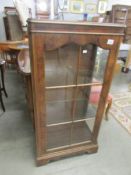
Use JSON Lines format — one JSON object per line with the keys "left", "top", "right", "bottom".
{"left": 44, "top": 43, "right": 109, "bottom": 150}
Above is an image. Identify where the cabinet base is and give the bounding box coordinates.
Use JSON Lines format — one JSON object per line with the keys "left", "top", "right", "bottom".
{"left": 36, "top": 143, "right": 98, "bottom": 166}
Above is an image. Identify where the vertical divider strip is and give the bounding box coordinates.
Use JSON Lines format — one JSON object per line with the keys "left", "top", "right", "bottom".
{"left": 70, "top": 46, "right": 82, "bottom": 144}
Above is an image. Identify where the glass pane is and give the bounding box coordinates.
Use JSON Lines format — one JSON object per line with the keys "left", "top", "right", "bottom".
{"left": 45, "top": 44, "right": 109, "bottom": 87}
{"left": 78, "top": 46, "right": 109, "bottom": 84}
{"left": 46, "top": 121, "right": 92, "bottom": 150}
{"left": 44, "top": 43, "right": 109, "bottom": 150}
{"left": 46, "top": 88, "right": 74, "bottom": 102}
{"left": 45, "top": 44, "right": 79, "bottom": 87}
{"left": 93, "top": 48, "right": 109, "bottom": 82}
{"left": 74, "top": 86, "right": 102, "bottom": 122}
{"left": 71, "top": 121, "right": 92, "bottom": 144}
{"left": 47, "top": 124, "right": 71, "bottom": 150}
{"left": 46, "top": 88, "right": 74, "bottom": 124}
{"left": 45, "top": 85, "right": 102, "bottom": 125}
{"left": 85, "top": 118, "right": 95, "bottom": 133}
{"left": 77, "top": 45, "right": 96, "bottom": 84}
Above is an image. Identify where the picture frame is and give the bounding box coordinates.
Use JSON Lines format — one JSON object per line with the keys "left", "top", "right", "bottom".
{"left": 70, "top": 0, "right": 84, "bottom": 13}
{"left": 85, "top": 3, "right": 97, "bottom": 14}
{"left": 97, "top": 0, "right": 108, "bottom": 14}
{"left": 35, "top": 0, "right": 50, "bottom": 15}
{"left": 63, "top": 0, "right": 70, "bottom": 11}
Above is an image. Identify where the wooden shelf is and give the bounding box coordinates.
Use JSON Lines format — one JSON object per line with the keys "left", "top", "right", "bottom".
{"left": 46, "top": 100, "right": 97, "bottom": 125}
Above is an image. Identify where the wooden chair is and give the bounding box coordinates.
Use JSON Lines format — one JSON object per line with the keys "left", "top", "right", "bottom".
{"left": 89, "top": 85, "right": 112, "bottom": 120}
{"left": 0, "top": 40, "right": 28, "bottom": 68}
{"left": 0, "top": 43, "right": 12, "bottom": 64}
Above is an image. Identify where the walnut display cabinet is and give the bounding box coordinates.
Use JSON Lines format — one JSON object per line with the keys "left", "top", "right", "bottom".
{"left": 28, "top": 19, "right": 125, "bottom": 166}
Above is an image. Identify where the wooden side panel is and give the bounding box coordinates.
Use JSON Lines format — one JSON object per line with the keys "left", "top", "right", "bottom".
{"left": 92, "top": 36, "right": 122, "bottom": 142}
{"left": 7, "top": 14, "right": 23, "bottom": 41}
{"left": 29, "top": 34, "right": 47, "bottom": 156}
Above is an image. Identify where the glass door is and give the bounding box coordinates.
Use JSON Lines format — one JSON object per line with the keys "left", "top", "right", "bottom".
{"left": 44, "top": 43, "right": 109, "bottom": 151}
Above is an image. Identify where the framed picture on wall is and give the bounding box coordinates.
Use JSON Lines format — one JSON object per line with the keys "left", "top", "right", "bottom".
{"left": 85, "top": 3, "right": 97, "bottom": 14}
{"left": 98, "top": 0, "right": 108, "bottom": 14}
{"left": 35, "top": 0, "right": 50, "bottom": 17}
{"left": 63, "top": 0, "right": 70, "bottom": 11}
{"left": 70, "top": 0, "right": 84, "bottom": 13}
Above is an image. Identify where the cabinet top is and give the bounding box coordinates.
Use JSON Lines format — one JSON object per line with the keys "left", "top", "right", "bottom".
{"left": 28, "top": 19, "right": 125, "bottom": 28}
{"left": 28, "top": 19, "right": 125, "bottom": 36}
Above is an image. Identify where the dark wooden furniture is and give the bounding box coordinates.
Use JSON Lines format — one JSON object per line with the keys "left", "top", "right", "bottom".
{"left": 111, "top": 4, "right": 131, "bottom": 42}
{"left": 0, "top": 59, "right": 8, "bottom": 112}
{"left": 0, "top": 40, "right": 28, "bottom": 68}
{"left": 28, "top": 19, "right": 125, "bottom": 166}
{"left": 3, "top": 7, "right": 17, "bottom": 40}
{"left": 111, "top": 5, "right": 131, "bottom": 72}
{"left": 3, "top": 7, "right": 24, "bottom": 41}
{"left": 17, "top": 49, "right": 34, "bottom": 123}
{"left": 0, "top": 40, "right": 28, "bottom": 111}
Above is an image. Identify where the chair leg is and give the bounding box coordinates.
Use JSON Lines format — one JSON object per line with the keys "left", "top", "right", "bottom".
{"left": 0, "top": 65, "right": 8, "bottom": 97}
{"left": 4, "top": 53, "right": 9, "bottom": 68}
{"left": 105, "top": 99, "right": 112, "bottom": 121}
{"left": 0, "top": 86, "right": 5, "bottom": 112}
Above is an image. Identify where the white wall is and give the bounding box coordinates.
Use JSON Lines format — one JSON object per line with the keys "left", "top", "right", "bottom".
{"left": 1, "top": 0, "right": 131, "bottom": 41}
{"left": 107, "top": 0, "right": 131, "bottom": 10}
{"left": 0, "top": 0, "right": 35, "bottom": 41}
{"left": 0, "top": 0, "right": 14, "bottom": 41}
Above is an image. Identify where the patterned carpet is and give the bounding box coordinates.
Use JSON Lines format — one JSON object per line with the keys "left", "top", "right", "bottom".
{"left": 109, "top": 91, "right": 131, "bottom": 135}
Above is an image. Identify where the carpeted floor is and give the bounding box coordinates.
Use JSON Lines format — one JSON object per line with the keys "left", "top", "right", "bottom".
{"left": 109, "top": 91, "right": 131, "bottom": 135}
{"left": 0, "top": 69, "right": 131, "bottom": 175}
